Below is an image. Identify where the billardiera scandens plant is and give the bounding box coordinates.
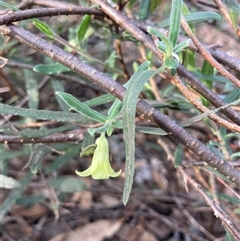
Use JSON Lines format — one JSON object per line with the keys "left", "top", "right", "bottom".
{"left": 76, "top": 132, "right": 121, "bottom": 179}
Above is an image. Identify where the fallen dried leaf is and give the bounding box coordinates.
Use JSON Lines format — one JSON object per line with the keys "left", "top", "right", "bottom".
{"left": 66, "top": 219, "right": 122, "bottom": 241}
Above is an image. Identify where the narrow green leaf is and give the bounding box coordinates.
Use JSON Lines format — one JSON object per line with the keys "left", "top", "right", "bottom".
{"left": 205, "top": 166, "right": 231, "bottom": 183}
{"left": 174, "top": 144, "right": 184, "bottom": 167}
{"left": 108, "top": 99, "right": 122, "bottom": 120}
{"left": 32, "top": 19, "right": 54, "bottom": 38}
{"left": 180, "top": 99, "right": 240, "bottom": 127}
{"left": 148, "top": 27, "right": 173, "bottom": 57}
{"left": 77, "top": 15, "right": 91, "bottom": 42}
{"left": 190, "top": 71, "right": 229, "bottom": 83}
{"left": 223, "top": 133, "right": 240, "bottom": 140}
{"left": 0, "top": 171, "right": 33, "bottom": 220}
{"left": 230, "top": 152, "right": 240, "bottom": 160}
{"left": 122, "top": 61, "right": 155, "bottom": 205}
{"left": 184, "top": 11, "right": 221, "bottom": 23}
{"left": 169, "top": 0, "right": 183, "bottom": 46}
{"left": 223, "top": 0, "right": 240, "bottom": 15}
{"left": 33, "top": 63, "right": 71, "bottom": 74}
{"left": 80, "top": 144, "right": 97, "bottom": 157}
{"left": 184, "top": 49, "right": 196, "bottom": 71}
{"left": 0, "top": 1, "right": 19, "bottom": 11}
{"left": 24, "top": 69, "right": 39, "bottom": 110}
{"left": 223, "top": 88, "right": 240, "bottom": 102}
{"left": 156, "top": 40, "right": 167, "bottom": 53}
{"left": 128, "top": 60, "right": 153, "bottom": 81}
{"left": 182, "top": 3, "right": 190, "bottom": 15}
{"left": 217, "top": 193, "right": 240, "bottom": 205}
{"left": 229, "top": 10, "right": 238, "bottom": 31}
{"left": 128, "top": 0, "right": 138, "bottom": 8}
{"left": 164, "top": 57, "right": 179, "bottom": 69}
{"left": 200, "top": 60, "right": 214, "bottom": 106}
{"left": 84, "top": 94, "right": 115, "bottom": 107}
{"left": 173, "top": 39, "right": 190, "bottom": 53}
{"left": 182, "top": 3, "right": 195, "bottom": 31}
{"left": 150, "top": 0, "right": 163, "bottom": 12}
{"left": 201, "top": 60, "right": 214, "bottom": 87}
{"left": 51, "top": 79, "right": 69, "bottom": 111}
{"left": 136, "top": 126, "right": 167, "bottom": 135}
{"left": 56, "top": 91, "right": 107, "bottom": 123}
{"left": 224, "top": 228, "right": 235, "bottom": 241}
{"left": 158, "top": 12, "right": 221, "bottom": 28}
{"left": 139, "top": 0, "right": 151, "bottom": 20}
{"left": 104, "top": 51, "right": 120, "bottom": 69}
{"left": 0, "top": 103, "right": 94, "bottom": 123}
{"left": 81, "top": 132, "right": 95, "bottom": 151}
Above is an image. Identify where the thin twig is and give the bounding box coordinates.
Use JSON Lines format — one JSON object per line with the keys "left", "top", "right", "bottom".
{"left": 138, "top": 46, "right": 163, "bottom": 101}
{"left": 213, "top": 0, "right": 240, "bottom": 37}
{"left": 171, "top": 75, "right": 240, "bottom": 133}
{"left": 171, "top": 192, "right": 216, "bottom": 240}
{"left": 0, "top": 0, "right": 90, "bottom": 14}
{"left": 181, "top": 16, "right": 240, "bottom": 88}
{"left": 114, "top": 26, "right": 131, "bottom": 79}
{"left": 0, "top": 7, "right": 103, "bottom": 25}
{"left": 0, "top": 130, "right": 84, "bottom": 143}
{"left": 210, "top": 48, "right": 240, "bottom": 74}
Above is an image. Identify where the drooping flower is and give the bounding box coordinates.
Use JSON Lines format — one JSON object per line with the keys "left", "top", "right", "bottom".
{"left": 76, "top": 132, "right": 121, "bottom": 179}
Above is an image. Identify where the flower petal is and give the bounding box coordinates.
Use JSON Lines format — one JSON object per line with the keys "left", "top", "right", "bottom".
{"left": 76, "top": 132, "right": 121, "bottom": 179}
{"left": 75, "top": 168, "right": 93, "bottom": 177}
{"left": 92, "top": 171, "right": 109, "bottom": 179}
{"left": 109, "top": 169, "right": 121, "bottom": 177}
{"left": 104, "top": 160, "right": 121, "bottom": 177}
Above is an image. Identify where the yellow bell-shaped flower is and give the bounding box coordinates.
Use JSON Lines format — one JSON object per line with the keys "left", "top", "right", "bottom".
{"left": 76, "top": 132, "right": 121, "bottom": 179}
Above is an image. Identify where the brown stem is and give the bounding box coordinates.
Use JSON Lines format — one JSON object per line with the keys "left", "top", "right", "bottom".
{"left": 210, "top": 48, "right": 240, "bottom": 73}
{"left": 171, "top": 75, "right": 240, "bottom": 133}
{"left": 0, "top": 7, "right": 103, "bottom": 25}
